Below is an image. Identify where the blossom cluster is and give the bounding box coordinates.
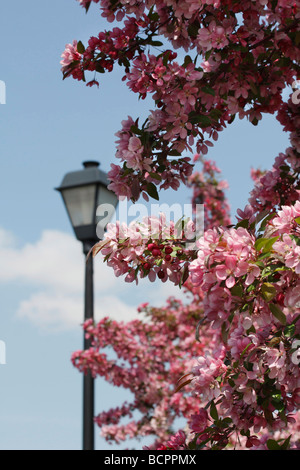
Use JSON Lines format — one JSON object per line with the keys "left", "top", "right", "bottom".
{"left": 63, "top": 0, "right": 300, "bottom": 202}
{"left": 93, "top": 212, "right": 196, "bottom": 286}
{"left": 107, "top": 115, "right": 194, "bottom": 202}
{"left": 153, "top": 199, "right": 300, "bottom": 449}
{"left": 72, "top": 298, "right": 213, "bottom": 446}
{"left": 93, "top": 158, "right": 229, "bottom": 286}
{"left": 79, "top": 154, "right": 300, "bottom": 449}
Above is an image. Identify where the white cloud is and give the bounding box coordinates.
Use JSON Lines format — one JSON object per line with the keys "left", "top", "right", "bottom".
{"left": 17, "top": 292, "right": 83, "bottom": 331}
{"left": 0, "top": 229, "right": 84, "bottom": 292}
{"left": 0, "top": 228, "right": 17, "bottom": 248}
{"left": 0, "top": 228, "right": 186, "bottom": 332}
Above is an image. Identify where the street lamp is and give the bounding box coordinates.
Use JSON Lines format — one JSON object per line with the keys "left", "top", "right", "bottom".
{"left": 56, "top": 161, "right": 118, "bottom": 451}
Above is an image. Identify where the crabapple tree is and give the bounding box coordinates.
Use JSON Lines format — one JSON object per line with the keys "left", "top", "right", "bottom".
{"left": 62, "top": 0, "right": 300, "bottom": 450}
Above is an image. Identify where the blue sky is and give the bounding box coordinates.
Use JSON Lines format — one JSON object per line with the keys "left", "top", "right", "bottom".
{"left": 0, "top": 0, "right": 292, "bottom": 450}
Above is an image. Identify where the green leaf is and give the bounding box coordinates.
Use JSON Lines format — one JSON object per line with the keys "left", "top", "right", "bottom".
{"left": 240, "top": 342, "right": 253, "bottom": 358}
{"left": 255, "top": 237, "right": 278, "bottom": 253}
{"left": 187, "top": 23, "right": 199, "bottom": 38}
{"left": 261, "top": 283, "right": 277, "bottom": 301}
{"left": 295, "top": 31, "right": 300, "bottom": 47}
{"left": 149, "top": 40, "right": 163, "bottom": 47}
{"left": 264, "top": 407, "right": 274, "bottom": 424}
{"left": 188, "top": 112, "right": 211, "bottom": 127}
{"left": 269, "top": 303, "right": 286, "bottom": 325}
{"left": 280, "top": 435, "right": 291, "bottom": 450}
{"left": 209, "top": 108, "right": 222, "bottom": 120}
{"left": 295, "top": 217, "right": 300, "bottom": 225}
{"left": 205, "top": 50, "right": 212, "bottom": 60}
{"left": 77, "top": 41, "right": 85, "bottom": 54}
{"left": 271, "top": 398, "right": 285, "bottom": 412}
{"left": 149, "top": 172, "right": 162, "bottom": 181}
{"left": 188, "top": 434, "right": 198, "bottom": 450}
{"left": 279, "top": 164, "right": 290, "bottom": 172}
{"left": 130, "top": 125, "right": 142, "bottom": 135}
{"left": 240, "top": 429, "right": 250, "bottom": 438}
{"left": 249, "top": 81, "right": 258, "bottom": 95}
{"left": 196, "top": 115, "right": 212, "bottom": 127}
{"left": 162, "top": 50, "right": 171, "bottom": 66}
{"left": 95, "top": 62, "right": 105, "bottom": 73}
{"left": 259, "top": 212, "right": 277, "bottom": 231}
{"left": 183, "top": 55, "right": 193, "bottom": 67}
{"left": 210, "top": 401, "right": 219, "bottom": 422}
{"left": 157, "top": 164, "right": 166, "bottom": 173}
{"left": 220, "top": 417, "right": 232, "bottom": 427}
{"left": 235, "top": 219, "right": 249, "bottom": 229}
{"left": 255, "top": 238, "right": 268, "bottom": 251}
{"left": 255, "top": 208, "right": 271, "bottom": 226}
{"left": 284, "top": 324, "right": 296, "bottom": 337}
{"left": 179, "top": 263, "right": 190, "bottom": 288}
{"left": 258, "top": 251, "right": 272, "bottom": 260}
{"left": 230, "top": 284, "right": 243, "bottom": 297}
{"left": 146, "top": 182, "right": 159, "bottom": 201}
{"left": 255, "top": 261, "right": 265, "bottom": 268}
{"left": 120, "top": 56, "right": 130, "bottom": 68}
{"left": 202, "top": 86, "right": 215, "bottom": 96}
{"left": 267, "top": 439, "right": 282, "bottom": 450}
{"left": 221, "top": 322, "right": 228, "bottom": 342}
{"left": 174, "top": 216, "right": 187, "bottom": 235}
{"left": 168, "top": 149, "right": 182, "bottom": 156}
{"left": 131, "top": 178, "right": 141, "bottom": 201}
{"left": 264, "top": 237, "right": 279, "bottom": 252}
{"left": 84, "top": 1, "right": 91, "bottom": 13}
{"left": 148, "top": 6, "right": 159, "bottom": 22}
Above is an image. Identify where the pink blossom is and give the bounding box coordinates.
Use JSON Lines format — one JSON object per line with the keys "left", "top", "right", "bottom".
{"left": 188, "top": 409, "right": 209, "bottom": 433}
{"left": 227, "top": 324, "right": 253, "bottom": 360}
{"left": 60, "top": 40, "right": 82, "bottom": 69}
{"left": 191, "top": 349, "right": 227, "bottom": 401}
{"left": 264, "top": 344, "right": 286, "bottom": 381}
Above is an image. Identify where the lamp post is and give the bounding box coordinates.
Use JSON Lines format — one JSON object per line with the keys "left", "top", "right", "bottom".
{"left": 56, "top": 161, "right": 118, "bottom": 450}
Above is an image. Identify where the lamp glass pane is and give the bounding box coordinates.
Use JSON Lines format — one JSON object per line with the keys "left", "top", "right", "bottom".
{"left": 62, "top": 185, "right": 96, "bottom": 227}
{"left": 96, "top": 186, "right": 119, "bottom": 237}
